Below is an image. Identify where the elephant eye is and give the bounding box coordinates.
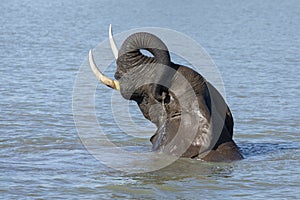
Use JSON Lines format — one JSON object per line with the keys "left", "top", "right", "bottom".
{"left": 162, "top": 93, "right": 171, "bottom": 104}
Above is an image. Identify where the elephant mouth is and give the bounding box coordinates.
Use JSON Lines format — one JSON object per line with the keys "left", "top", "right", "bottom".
{"left": 170, "top": 112, "right": 181, "bottom": 118}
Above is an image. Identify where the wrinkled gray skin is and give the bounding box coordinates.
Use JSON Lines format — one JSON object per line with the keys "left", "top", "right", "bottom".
{"left": 115, "top": 32, "right": 243, "bottom": 162}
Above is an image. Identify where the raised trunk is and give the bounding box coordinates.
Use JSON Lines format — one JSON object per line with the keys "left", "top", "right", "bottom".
{"left": 115, "top": 32, "right": 174, "bottom": 102}
{"left": 117, "top": 32, "right": 171, "bottom": 68}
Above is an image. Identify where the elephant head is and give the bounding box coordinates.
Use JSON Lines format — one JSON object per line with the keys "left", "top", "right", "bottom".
{"left": 89, "top": 26, "right": 243, "bottom": 162}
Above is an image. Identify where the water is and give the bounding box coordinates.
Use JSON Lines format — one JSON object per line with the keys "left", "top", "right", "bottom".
{"left": 1, "top": 0, "right": 299, "bottom": 199}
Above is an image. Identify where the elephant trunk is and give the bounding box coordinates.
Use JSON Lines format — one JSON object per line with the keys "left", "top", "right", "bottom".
{"left": 117, "top": 32, "right": 171, "bottom": 69}
{"left": 116, "top": 32, "right": 174, "bottom": 102}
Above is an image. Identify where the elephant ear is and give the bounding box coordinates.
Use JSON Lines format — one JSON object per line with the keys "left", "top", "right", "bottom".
{"left": 116, "top": 32, "right": 176, "bottom": 102}
{"left": 203, "top": 82, "right": 235, "bottom": 150}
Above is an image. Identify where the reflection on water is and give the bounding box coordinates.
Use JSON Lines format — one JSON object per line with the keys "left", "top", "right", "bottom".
{"left": 1, "top": 0, "right": 299, "bottom": 199}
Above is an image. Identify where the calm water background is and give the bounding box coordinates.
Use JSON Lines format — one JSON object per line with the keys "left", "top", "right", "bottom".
{"left": 1, "top": 0, "right": 299, "bottom": 199}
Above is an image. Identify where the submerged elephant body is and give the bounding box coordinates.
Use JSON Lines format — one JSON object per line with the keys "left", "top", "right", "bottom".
{"left": 90, "top": 30, "right": 243, "bottom": 162}
{"left": 114, "top": 32, "right": 243, "bottom": 161}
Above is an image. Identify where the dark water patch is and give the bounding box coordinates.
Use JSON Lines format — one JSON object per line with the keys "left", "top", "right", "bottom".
{"left": 239, "top": 142, "right": 300, "bottom": 158}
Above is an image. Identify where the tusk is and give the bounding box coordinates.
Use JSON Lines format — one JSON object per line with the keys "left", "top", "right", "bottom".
{"left": 89, "top": 50, "right": 120, "bottom": 90}
{"left": 109, "top": 24, "right": 118, "bottom": 59}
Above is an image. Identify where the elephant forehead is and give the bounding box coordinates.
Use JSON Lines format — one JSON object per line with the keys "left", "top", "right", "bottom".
{"left": 170, "top": 66, "right": 206, "bottom": 93}
{"left": 119, "top": 65, "right": 171, "bottom": 88}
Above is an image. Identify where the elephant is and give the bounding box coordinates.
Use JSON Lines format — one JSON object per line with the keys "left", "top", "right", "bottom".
{"left": 89, "top": 27, "right": 243, "bottom": 162}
